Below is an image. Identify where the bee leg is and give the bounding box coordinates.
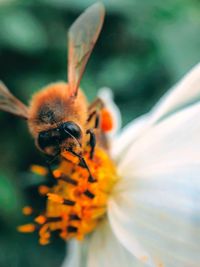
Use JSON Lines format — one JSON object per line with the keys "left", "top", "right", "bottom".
{"left": 88, "top": 97, "right": 104, "bottom": 112}
{"left": 87, "top": 107, "right": 102, "bottom": 128}
{"left": 93, "top": 112, "right": 100, "bottom": 129}
{"left": 45, "top": 150, "right": 61, "bottom": 180}
{"left": 87, "top": 98, "right": 104, "bottom": 128}
{"left": 79, "top": 156, "right": 97, "bottom": 183}
{"left": 87, "top": 110, "right": 99, "bottom": 126}
{"left": 86, "top": 129, "right": 96, "bottom": 159}
{"left": 46, "top": 162, "right": 55, "bottom": 181}
{"left": 46, "top": 150, "right": 60, "bottom": 165}
{"left": 67, "top": 149, "right": 96, "bottom": 183}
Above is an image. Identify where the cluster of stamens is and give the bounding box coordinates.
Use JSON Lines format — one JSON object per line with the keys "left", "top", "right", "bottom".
{"left": 18, "top": 146, "right": 118, "bottom": 245}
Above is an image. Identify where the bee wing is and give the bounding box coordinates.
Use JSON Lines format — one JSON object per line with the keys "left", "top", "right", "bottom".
{"left": 68, "top": 2, "right": 105, "bottom": 97}
{"left": 0, "top": 81, "right": 29, "bottom": 119}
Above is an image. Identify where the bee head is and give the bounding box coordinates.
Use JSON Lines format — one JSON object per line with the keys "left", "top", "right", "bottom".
{"left": 36, "top": 121, "right": 82, "bottom": 155}
{"left": 27, "top": 82, "right": 88, "bottom": 155}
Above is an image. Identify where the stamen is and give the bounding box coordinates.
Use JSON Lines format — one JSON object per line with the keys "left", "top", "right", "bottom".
{"left": 60, "top": 230, "right": 67, "bottom": 240}
{"left": 35, "top": 215, "right": 46, "bottom": 225}
{"left": 30, "top": 165, "right": 48, "bottom": 176}
{"left": 83, "top": 190, "right": 95, "bottom": 199}
{"left": 22, "top": 206, "right": 33, "bottom": 216}
{"left": 47, "top": 216, "right": 62, "bottom": 223}
{"left": 36, "top": 215, "right": 62, "bottom": 224}
{"left": 40, "top": 238, "right": 50, "bottom": 246}
{"left": 53, "top": 169, "right": 61, "bottom": 178}
{"left": 17, "top": 223, "right": 36, "bottom": 233}
{"left": 53, "top": 169, "right": 78, "bottom": 185}
{"left": 39, "top": 224, "right": 50, "bottom": 245}
{"left": 88, "top": 175, "right": 96, "bottom": 183}
{"left": 67, "top": 226, "right": 78, "bottom": 233}
{"left": 69, "top": 214, "right": 81, "bottom": 221}
{"left": 47, "top": 193, "right": 63, "bottom": 204}
{"left": 63, "top": 199, "right": 75, "bottom": 206}
{"left": 47, "top": 193, "right": 75, "bottom": 206}
{"left": 38, "top": 185, "right": 49, "bottom": 195}
{"left": 21, "top": 146, "right": 118, "bottom": 244}
{"left": 58, "top": 174, "right": 78, "bottom": 185}
{"left": 39, "top": 224, "right": 49, "bottom": 236}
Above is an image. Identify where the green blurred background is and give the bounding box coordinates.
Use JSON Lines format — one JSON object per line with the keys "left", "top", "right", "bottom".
{"left": 0, "top": 0, "right": 199, "bottom": 266}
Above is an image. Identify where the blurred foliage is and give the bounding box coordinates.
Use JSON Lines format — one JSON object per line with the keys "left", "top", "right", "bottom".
{"left": 0, "top": 0, "right": 199, "bottom": 266}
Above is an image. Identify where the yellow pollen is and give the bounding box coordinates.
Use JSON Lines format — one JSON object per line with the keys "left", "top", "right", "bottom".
{"left": 20, "top": 146, "right": 119, "bottom": 245}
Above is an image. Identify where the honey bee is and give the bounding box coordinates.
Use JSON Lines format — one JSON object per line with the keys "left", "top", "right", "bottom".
{"left": 0, "top": 3, "right": 111, "bottom": 177}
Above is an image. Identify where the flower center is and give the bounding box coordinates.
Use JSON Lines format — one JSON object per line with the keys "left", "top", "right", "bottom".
{"left": 18, "top": 146, "right": 118, "bottom": 245}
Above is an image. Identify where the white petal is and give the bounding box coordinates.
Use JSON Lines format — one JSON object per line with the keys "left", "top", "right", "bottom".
{"left": 61, "top": 240, "right": 87, "bottom": 267}
{"left": 111, "top": 103, "right": 200, "bottom": 267}
{"left": 149, "top": 62, "right": 200, "bottom": 125}
{"left": 109, "top": 169, "right": 200, "bottom": 267}
{"left": 111, "top": 114, "right": 149, "bottom": 162}
{"left": 112, "top": 63, "right": 200, "bottom": 161}
{"left": 118, "top": 102, "right": 200, "bottom": 174}
{"left": 87, "top": 220, "right": 148, "bottom": 267}
{"left": 98, "top": 87, "right": 121, "bottom": 137}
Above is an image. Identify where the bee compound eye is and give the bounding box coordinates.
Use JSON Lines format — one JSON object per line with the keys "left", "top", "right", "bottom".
{"left": 38, "top": 130, "right": 58, "bottom": 150}
{"left": 62, "top": 122, "right": 82, "bottom": 139}
{"left": 38, "top": 131, "right": 50, "bottom": 150}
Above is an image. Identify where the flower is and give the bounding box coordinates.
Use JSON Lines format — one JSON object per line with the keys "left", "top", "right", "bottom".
{"left": 61, "top": 63, "right": 200, "bottom": 267}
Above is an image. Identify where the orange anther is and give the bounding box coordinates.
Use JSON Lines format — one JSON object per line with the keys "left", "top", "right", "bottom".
{"left": 39, "top": 224, "right": 49, "bottom": 235}
{"left": 17, "top": 223, "right": 36, "bottom": 233}
{"left": 47, "top": 193, "right": 63, "bottom": 204}
{"left": 35, "top": 215, "right": 46, "bottom": 225}
{"left": 38, "top": 185, "right": 49, "bottom": 195}
{"left": 60, "top": 230, "right": 67, "bottom": 240}
{"left": 30, "top": 165, "right": 48, "bottom": 176}
{"left": 22, "top": 206, "right": 33, "bottom": 216}
{"left": 39, "top": 238, "right": 50, "bottom": 245}
{"left": 53, "top": 169, "right": 62, "bottom": 178}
